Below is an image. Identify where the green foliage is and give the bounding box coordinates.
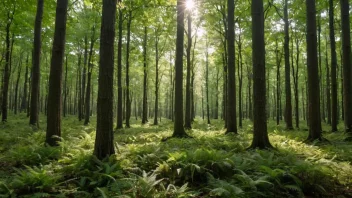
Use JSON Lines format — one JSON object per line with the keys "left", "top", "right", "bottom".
{"left": 0, "top": 116, "right": 351, "bottom": 197}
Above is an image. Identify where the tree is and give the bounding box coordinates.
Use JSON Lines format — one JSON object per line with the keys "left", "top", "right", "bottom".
{"left": 94, "top": 0, "right": 117, "bottom": 160}
{"left": 184, "top": 9, "right": 192, "bottom": 129}
{"left": 340, "top": 0, "right": 352, "bottom": 137}
{"left": 283, "top": 0, "right": 293, "bottom": 130}
{"left": 329, "top": 0, "right": 338, "bottom": 132}
{"left": 249, "top": 0, "right": 272, "bottom": 149}
{"left": 226, "top": 0, "right": 237, "bottom": 134}
{"left": 125, "top": 10, "right": 132, "bottom": 128}
{"left": 116, "top": 0, "right": 123, "bottom": 130}
{"left": 46, "top": 0, "right": 69, "bottom": 146}
{"left": 305, "top": 0, "right": 323, "bottom": 142}
{"left": 1, "top": 4, "right": 15, "bottom": 122}
{"left": 29, "top": 0, "right": 43, "bottom": 126}
{"left": 142, "top": 26, "right": 148, "bottom": 124}
{"left": 171, "top": 0, "right": 189, "bottom": 138}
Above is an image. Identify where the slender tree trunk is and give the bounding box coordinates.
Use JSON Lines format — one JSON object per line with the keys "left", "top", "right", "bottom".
{"left": 125, "top": 11, "right": 132, "bottom": 128}
{"left": 249, "top": 0, "right": 272, "bottom": 149}
{"left": 205, "top": 41, "right": 211, "bottom": 125}
{"left": 325, "top": 37, "right": 331, "bottom": 125}
{"left": 46, "top": 0, "right": 69, "bottom": 146}
{"left": 14, "top": 60, "right": 22, "bottom": 115}
{"left": 237, "top": 31, "right": 243, "bottom": 128}
{"left": 21, "top": 55, "right": 29, "bottom": 112}
{"left": 84, "top": 26, "right": 96, "bottom": 125}
{"left": 284, "top": 0, "right": 293, "bottom": 130}
{"left": 226, "top": 0, "right": 237, "bottom": 134}
{"left": 63, "top": 55, "right": 68, "bottom": 117}
{"left": 81, "top": 35, "right": 88, "bottom": 120}
{"left": 154, "top": 31, "right": 160, "bottom": 125}
{"left": 116, "top": 5, "right": 123, "bottom": 129}
{"left": 172, "top": 0, "right": 188, "bottom": 138}
{"left": 306, "top": 0, "right": 323, "bottom": 141}
{"left": 329, "top": 0, "right": 338, "bottom": 132}
{"left": 142, "top": 26, "right": 148, "bottom": 124}
{"left": 77, "top": 53, "right": 82, "bottom": 120}
{"left": 185, "top": 12, "right": 192, "bottom": 129}
{"left": 94, "top": 0, "right": 116, "bottom": 160}
{"left": 1, "top": 11, "right": 14, "bottom": 122}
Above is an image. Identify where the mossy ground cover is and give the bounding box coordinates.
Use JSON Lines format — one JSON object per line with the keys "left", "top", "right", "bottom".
{"left": 0, "top": 114, "right": 351, "bottom": 197}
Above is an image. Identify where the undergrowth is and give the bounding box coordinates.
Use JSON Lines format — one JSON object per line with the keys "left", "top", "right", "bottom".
{"left": 0, "top": 114, "right": 351, "bottom": 197}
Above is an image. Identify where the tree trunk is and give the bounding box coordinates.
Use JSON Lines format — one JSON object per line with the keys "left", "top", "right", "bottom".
{"left": 184, "top": 12, "right": 192, "bottom": 129}
{"left": 21, "top": 55, "right": 29, "bottom": 112}
{"left": 305, "top": 0, "right": 323, "bottom": 141}
{"left": 1, "top": 11, "right": 14, "bottom": 122}
{"left": 206, "top": 40, "right": 211, "bottom": 125}
{"left": 329, "top": 0, "right": 338, "bottom": 132}
{"left": 14, "top": 60, "right": 22, "bottom": 115}
{"left": 284, "top": 0, "right": 293, "bottom": 130}
{"left": 94, "top": 0, "right": 116, "bottom": 160}
{"left": 325, "top": 38, "right": 331, "bottom": 125}
{"left": 249, "top": 0, "right": 272, "bottom": 149}
{"left": 341, "top": 0, "right": 352, "bottom": 135}
{"left": 63, "top": 55, "right": 68, "bottom": 117}
{"left": 46, "top": 0, "right": 69, "bottom": 146}
{"left": 154, "top": 30, "right": 160, "bottom": 125}
{"left": 237, "top": 29, "right": 243, "bottom": 128}
{"left": 172, "top": 0, "right": 188, "bottom": 138}
{"left": 84, "top": 25, "right": 96, "bottom": 125}
{"left": 226, "top": 0, "right": 237, "bottom": 134}
{"left": 81, "top": 35, "right": 88, "bottom": 120}
{"left": 116, "top": 5, "right": 123, "bottom": 129}
{"left": 29, "top": 19, "right": 41, "bottom": 120}
{"left": 125, "top": 11, "right": 132, "bottom": 128}
{"left": 142, "top": 26, "right": 148, "bottom": 124}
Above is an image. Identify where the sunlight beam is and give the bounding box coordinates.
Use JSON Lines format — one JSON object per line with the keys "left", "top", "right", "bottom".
{"left": 185, "top": 0, "right": 195, "bottom": 10}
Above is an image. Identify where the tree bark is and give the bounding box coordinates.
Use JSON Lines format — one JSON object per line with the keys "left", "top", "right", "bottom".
{"left": 185, "top": 12, "right": 192, "bottom": 129}
{"left": 249, "top": 0, "right": 272, "bottom": 149}
{"left": 1, "top": 10, "right": 15, "bottom": 122}
{"left": 329, "top": 0, "right": 338, "bottom": 132}
{"left": 116, "top": 4, "right": 123, "bottom": 129}
{"left": 94, "top": 0, "right": 117, "bottom": 160}
{"left": 172, "top": 0, "right": 189, "bottom": 138}
{"left": 341, "top": 0, "right": 352, "bottom": 135}
{"left": 305, "top": 0, "right": 323, "bottom": 141}
{"left": 284, "top": 0, "right": 293, "bottom": 130}
{"left": 14, "top": 60, "right": 22, "bottom": 115}
{"left": 21, "top": 55, "right": 29, "bottom": 112}
{"left": 226, "top": 0, "right": 237, "bottom": 134}
{"left": 46, "top": 0, "right": 68, "bottom": 146}
{"left": 84, "top": 25, "right": 96, "bottom": 125}
{"left": 142, "top": 26, "right": 148, "bottom": 124}
{"left": 125, "top": 11, "right": 132, "bottom": 128}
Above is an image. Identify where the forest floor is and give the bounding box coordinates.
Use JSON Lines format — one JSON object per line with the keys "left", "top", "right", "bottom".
{"left": 0, "top": 114, "right": 352, "bottom": 198}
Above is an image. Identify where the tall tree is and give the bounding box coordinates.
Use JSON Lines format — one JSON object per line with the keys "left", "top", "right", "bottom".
{"left": 249, "top": 0, "right": 272, "bottom": 149}
{"left": 305, "top": 0, "right": 323, "bottom": 141}
{"left": 226, "top": 0, "right": 237, "bottom": 134}
{"left": 184, "top": 9, "right": 192, "bottom": 129}
{"left": 116, "top": 0, "right": 123, "bottom": 129}
{"left": 29, "top": 0, "right": 43, "bottom": 126}
{"left": 142, "top": 26, "right": 148, "bottom": 124}
{"left": 94, "top": 0, "right": 117, "bottom": 159}
{"left": 46, "top": 0, "right": 69, "bottom": 146}
{"left": 283, "top": 0, "right": 293, "bottom": 130}
{"left": 171, "top": 0, "right": 189, "bottom": 138}
{"left": 340, "top": 0, "right": 352, "bottom": 136}
{"left": 125, "top": 10, "right": 132, "bottom": 128}
{"left": 84, "top": 25, "right": 96, "bottom": 125}
{"left": 1, "top": 6, "right": 15, "bottom": 122}
{"left": 21, "top": 55, "right": 29, "bottom": 112}
{"left": 329, "top": 0, "right": 338, "bottom": 132}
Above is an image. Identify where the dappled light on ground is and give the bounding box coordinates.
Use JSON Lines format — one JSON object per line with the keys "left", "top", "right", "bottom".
{"left": 0, "top": 115, "right": 351, "bottom": 197}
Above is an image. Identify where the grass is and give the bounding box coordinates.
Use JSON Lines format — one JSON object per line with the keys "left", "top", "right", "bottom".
{"left": 0, "top": 113, "right": 351, "bottom": 197}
